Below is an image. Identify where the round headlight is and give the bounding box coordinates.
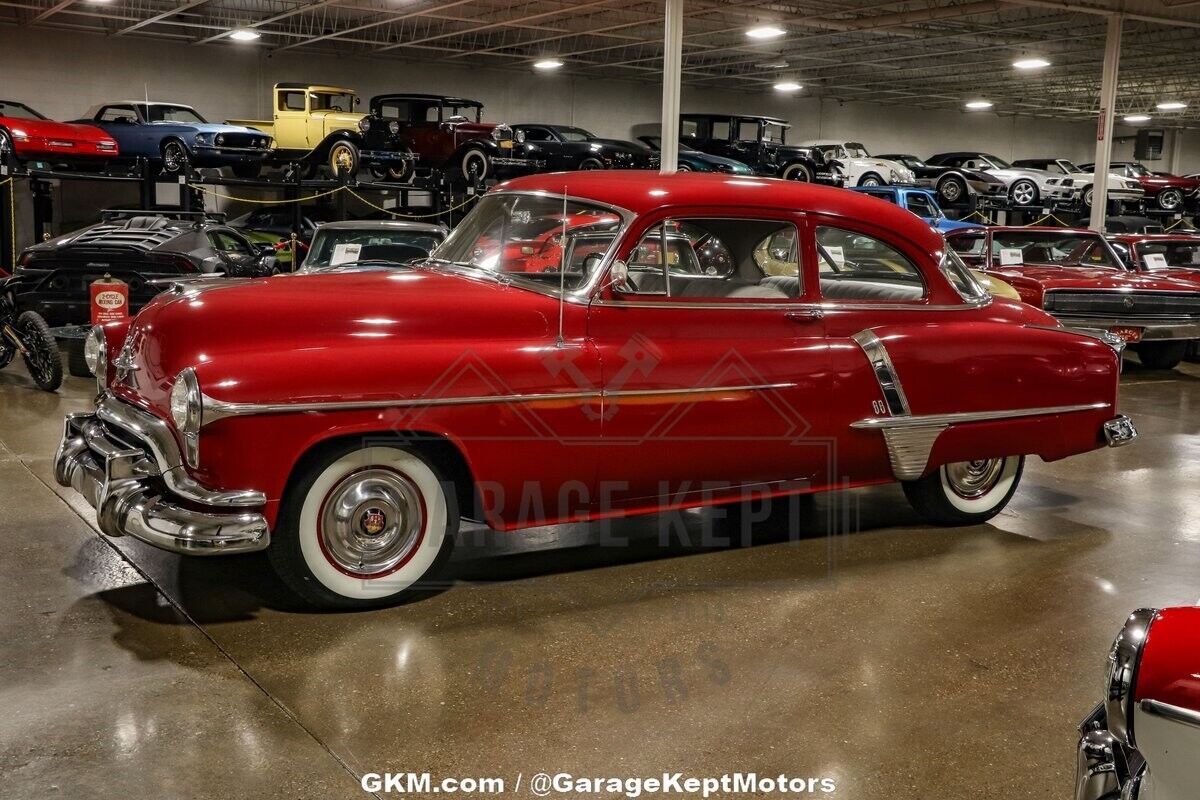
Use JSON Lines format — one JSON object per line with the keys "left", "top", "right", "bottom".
{"left": 387, "top": 120, "right": 400, "bottom": 135}
{"left": 357, "top": 118, "right": 371, "bottom": 133}
{"left": 169, "top": 368, "right": 202, "bottom": 435}
{"left": 84, "top": 326, "right": 107, "bottom": 391}
{"left": 215, "top": 134, "right": 225, "bottom": 146}
{"left": 491, "top": 125, "right": 511, "bottom": 141}
{"left": 1105, "top": 608, "right": 1157, "bottom": 747}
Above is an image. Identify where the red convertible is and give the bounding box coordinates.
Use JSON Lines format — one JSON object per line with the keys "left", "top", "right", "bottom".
{"left": 1077, "top": 607, "right": 1200, "bottom": 800}
{"left": 0, "top": 100, "right": 118, "bottom": 168}
{"left": 55, "top": 173, "right": 1134, "bottom": 608}
{"left": 946, "top": 226, "right": 1200, "bottom": 370}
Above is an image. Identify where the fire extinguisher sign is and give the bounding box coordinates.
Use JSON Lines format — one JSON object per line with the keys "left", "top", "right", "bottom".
{"left": 90, "top": 276, "right": 129, "bottom": 325}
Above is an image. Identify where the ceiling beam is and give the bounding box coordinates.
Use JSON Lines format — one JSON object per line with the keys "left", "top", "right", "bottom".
{"left": 28, "top": 0, "right": 73, "bottom": 23}
{"left": 116, "top": 0, "right": 211, "bottom": 35}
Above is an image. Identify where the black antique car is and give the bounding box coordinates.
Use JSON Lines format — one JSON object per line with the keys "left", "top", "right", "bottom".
{"left": 877, "top": 153, "right": 1007, "bottom": 205}
{"left": 678, "top": 113, "right": 842, "bottom": 185}
{"left": 11, "top": 210, "right": 277, "bottom": 328}
{"left": 512, "top": 124, "right": 657, "bottom": 171}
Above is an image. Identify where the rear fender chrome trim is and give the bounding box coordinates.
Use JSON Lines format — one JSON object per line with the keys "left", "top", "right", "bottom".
{"left": 851, "top": 330, "right": 911, "bottom": 416}
{"left": 850, "top": 402, "right": 1111, "bottom": 430}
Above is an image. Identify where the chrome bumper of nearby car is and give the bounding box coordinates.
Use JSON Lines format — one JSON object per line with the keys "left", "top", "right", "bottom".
{"left": 1077, "top": 703, "right": 1145, "bottom": 800}
{"left": 53, "top": 394, "right": 269, "bottom": 556}
{"left": 1103, "top": 415, "right": 1138, "bottom": 447}
{"left": 1056, "top": 316, "right": 1200, "bottom": 341}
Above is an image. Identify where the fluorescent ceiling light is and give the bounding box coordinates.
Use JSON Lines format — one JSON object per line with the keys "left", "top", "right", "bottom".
{"left": 1013, "top": 57, "right": 1050, "bottom": 69}
{"left": 965, "top": 100, "right": 994, "bottom": 110}
{"left": 746, "top": 25, "right": 785, "bottom": 39}
{"left": 1123, "top": 114, "right": 1152, "bottom": 123}
{"left": 228, "top": 29, "right": 261, "bottom": 41}
{"left": 533, "top": 58, "right": 564, "bottom": 70}
{"left": 774, "top": 81, "right": 802, "bottom": 92}
{"left": 1156, "top": 101, "right": 1187, "bottom": 110}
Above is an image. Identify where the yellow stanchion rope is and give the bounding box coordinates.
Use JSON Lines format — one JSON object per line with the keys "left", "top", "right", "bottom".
{"left": 345, "top": 187, "right": 478, "bottom": 220}
{"left": 1022, "top": 212, "right": 1074, "bottom": 228}
{"left": 190, "top": 183, "right": 348, "bottom": 205}
{"left": 956, "top": 209, "right": 991, "bottom": 224}
{"left": 1163, "top": 218, "right": 1191, "bottom": 233}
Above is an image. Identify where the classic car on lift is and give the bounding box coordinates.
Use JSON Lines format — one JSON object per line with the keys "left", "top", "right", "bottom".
{"left": 926, "top": 151, "right": 1076, "bottom": 208}
{"left": 1080, "top": 161, "right": 1200, "bottom": 212}
{"left": 876, "top": 153, "right": 1006, "bottom": 205}
{"left": 945, "top": 225, "right": 1200, "bottom": 369}
{"left": 79, "top": 101, "right": 271, "bottom": 176}
{"left": 513, "top": 124, "right": 656, "bottom": 171}
{"left": 1010, "top": 157, "right": 1145, "bottom": 209}
{"left": 636, "top": 135, "right": 755, "bottom": 174}
{"left": 370, "top": 94, "right": 533, "bottom": 184}
{"left": 679, "top": 113, "right": 843, "bottom": 185}
{"left": 56, "top": 172, "right": 1134, "bottom": 609}
{"left": 797, "top": 140, "right": 916, "bottom": 187}
{"left": 1077, "top": 607, "right": 1200, "bottom": 800}
{"left": 0, "top": 100, "right": 118, "bottom": 169}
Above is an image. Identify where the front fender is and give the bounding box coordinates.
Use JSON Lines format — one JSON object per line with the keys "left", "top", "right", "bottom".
{"left": 311, "top": 131, "right": 362, "bottom": 159}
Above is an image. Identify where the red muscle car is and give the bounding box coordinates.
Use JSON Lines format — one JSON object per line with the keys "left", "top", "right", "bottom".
{"left": 946, "top": 225, "right": 1200, "bottom": 370}
{"left": 1077, "top": 607, "right": 1200, "bottom": 800}
{"left": 0, "top": 100, "right": 118, "bottom": 168}
{"left": 55, "top": 173, "right": 1134, "bottom": 609}
{"left": 1081, "top": 160, "right": 1200, "bottom": 212}
{"left": 1108, "top": 232, "right": 1200, "bottom": 275}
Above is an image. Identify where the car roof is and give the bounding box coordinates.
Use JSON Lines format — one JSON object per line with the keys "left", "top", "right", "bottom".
{"left": 277, "top": 83, "right": 355, "bottom": 93}
{"left": 370, "top": 93, "right": 482, "bottom": 106}
{"left": 680, "top": 113, "right": 789, "bottom": 125}
{"left": 494, "top": 171, "right": 943, "bottom": 249}
{"left": 1108, "top": 233, "right": 1200, "bottom": 242}
{"left": 315, "top": 220, "right": 446, "bottom": 233}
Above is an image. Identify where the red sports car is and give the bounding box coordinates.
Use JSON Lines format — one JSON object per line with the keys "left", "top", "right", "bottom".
{"left": 0, "top": 100, "right": 118, "bottom": 168}
{"left": 1077, "top": 607, "right": 1200, "bottom": 800}
{"left": 946, "top": 225, "right": 1200, "bottom": 370}
{"left": 55, "top": 172, "right": 1133, "bottom": 608}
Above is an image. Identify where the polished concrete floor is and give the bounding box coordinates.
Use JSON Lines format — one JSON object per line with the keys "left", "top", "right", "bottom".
{"left": 2, "top": 357, "right": 1199, "bottom": 799}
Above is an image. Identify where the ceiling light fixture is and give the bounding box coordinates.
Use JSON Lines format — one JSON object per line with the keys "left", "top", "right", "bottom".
{"left": 746, "top": 25, "right": 785, "bottom": 39}
{"left": 756, "top": 60, "right": 789, "bottom": 70}
{"left": 228, "top": 29, "right": 261, "bottom": 41}
{"left": 1156, "top": 101, "right": 1187, "bottom": 110}
{"left": 965, "top": 100, "right": 994, "bottom": 110}
{"left": 533, "top": 58, "right": 564, "bottom": 70}
{"left": 1123, "top": 114, "right": 1152, "bottom": 123}
{"left": 774, "top": 81, "right": 802, "bottom": 92}
{"left": 1013, "top": 57, "right": 1050, "bottom": 69}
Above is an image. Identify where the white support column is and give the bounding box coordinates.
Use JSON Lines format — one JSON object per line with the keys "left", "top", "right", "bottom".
{"left": 1089, "top": 13, "right": 1123, "bottom": 231}
{"left": 660, "top": 0, "right": 683, "bottom": 174}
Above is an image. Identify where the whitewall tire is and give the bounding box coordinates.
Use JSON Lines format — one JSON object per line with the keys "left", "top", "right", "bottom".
{"left": 270, "top": 444, "right": 457, "bottom": 609}
{"left": 902, "top": 456, "right": 1024, "bottom": 526}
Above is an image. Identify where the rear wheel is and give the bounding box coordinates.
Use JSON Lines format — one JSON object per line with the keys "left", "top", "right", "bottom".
{"left": 1135, "top": 341, "right": 1187, "bottom": 370}
{"left": 578, "top": 157, "right": 605, "bottom": 171}
{"left": 1009, "top": 179, "right": 1039, "bottom": 207}
{"left": 15, "top": 311, "right": 62, "bottom": 392}
{"left": 781, "top": 162, "right": 812, "bottom": 182}
{"left": 937, "top": 175, "right": 967, "bottom": 204}
{"left": 268, "top": 443, "right": 458, "bottom": 609}
{"left": 902, "top": 456, "right": 1024, "bottom": 526}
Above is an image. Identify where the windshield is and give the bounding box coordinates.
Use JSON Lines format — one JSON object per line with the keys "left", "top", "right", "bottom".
{"left": 0, "top": 101, "right": 44, "bottom": 120}
{"left": 1058, "top": 160, "right": 1082, "bottom": 173}
{"left": 845, "top": 142, "right": 870, "bottom": 158}
{"left": 991, "top": 231, "right": 1116, "bottom": 268}
{"left": 305, "top": 228, "right": 447, "bottom": 269}
{"left": 556, "top": 127, "right": 595, "bottom": 142}
{"left": 982, "top": 154, "right": 1011, "bottom": 169}
{"left": 1127, "top": 163, "right": 1151, "bottom": 177}
{"left": 429, "top": 193, "right": 624, "bottom": 293}
{"left": 146, "top": 105, "right": 206, "bottom": 123}
{"left": 1136, "top": 240, "right": 1200, "bottom": 270}
{"left": 312, "top": 93, "right": 355, "bottom": 113}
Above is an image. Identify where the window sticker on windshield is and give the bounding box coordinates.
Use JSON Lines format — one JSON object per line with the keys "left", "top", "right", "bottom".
{"left": 330, "top": 243, "right": 362, "bottom": 265}
{"left": 999, "top": 248, "right": 1024, "bottom": 266}
{"left": 825, "top": 245, "right": 845, "bottom": 266}
{"left": 1142, "top": 253, "right": 1169, "bottom": 270}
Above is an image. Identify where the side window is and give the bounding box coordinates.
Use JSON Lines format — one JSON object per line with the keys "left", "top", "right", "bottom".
{"left": 616, "top": 219, "right": 799, "bottom": 302}
{"left": 815, "top": 226, "right": 927, "bottom": 303}
{"left": 737, "top": 121, "right": 759, "bottom": 141}
{"left": 210, "top": 231, "right": 251, "bottom": 257}
{"left": 711, "top": 120, "right": 731, "bottom": 141}
{"left": 680, "top": 119, "right": 700, "bottom": 138}
{"left": 904, "top": 194, "right": 937, "bottom": 217}
{"left": 279, "top": 91, "right": 307, "bottom": 112}
{"left": 99, "top": 105, "right": 137, "bottom": 123}
{"left": 1079, "top": 242, "right": 1117, "bottom": 268}
{"left": 522, "top": 127, "right": 552, "bottom": 142}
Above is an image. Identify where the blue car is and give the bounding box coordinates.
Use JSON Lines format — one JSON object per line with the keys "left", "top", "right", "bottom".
{"left": 77, "top": 101, "right": 272, "bottom": 177}
{"left": 850, "top": 185, "right": 982, "bottom": 233}
{"left": 637, "top": 136, "right": 755, "bottom": 175}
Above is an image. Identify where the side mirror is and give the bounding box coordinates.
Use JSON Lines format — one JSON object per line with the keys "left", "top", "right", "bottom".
{"left": 602, "top": 259, "right": 629, "bottom": 291}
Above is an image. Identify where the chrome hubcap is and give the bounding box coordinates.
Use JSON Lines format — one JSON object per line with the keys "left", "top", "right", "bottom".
{"left": 332, "top": 147, "right": 353, "bottom": 171}
{"left": 1012, "top": 183, "right": 1035, "bottom": 205}
{"left": 944, "top": 459, "right": 1005, "bottom": 499}
{"left": 862, "top": 177, "right": 880, "bottom": 186}
{"left": 1160, "top": 191, "right": 1181, "bottom": 210}
{"left": 320, "top": 468, "right": 424, "bottom": 576}
{"left": 942, "top": 181, "right": 961, "bottom": 200}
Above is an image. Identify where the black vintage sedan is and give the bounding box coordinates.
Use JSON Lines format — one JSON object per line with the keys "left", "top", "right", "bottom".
{"left": 513, "top": 124, "right": 657, "bottom": 171}
{"left": 877, "top": 153, "right": 1007, "bottom": 205}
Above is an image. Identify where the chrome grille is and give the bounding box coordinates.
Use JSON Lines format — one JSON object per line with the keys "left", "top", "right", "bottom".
{"left": 1044, "top": 291, "right": 1200, "bottom": 318}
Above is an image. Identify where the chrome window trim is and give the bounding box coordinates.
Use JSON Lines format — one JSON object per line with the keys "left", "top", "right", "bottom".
{"left": 590, "top": 299, "right": 983, "bottom": 311}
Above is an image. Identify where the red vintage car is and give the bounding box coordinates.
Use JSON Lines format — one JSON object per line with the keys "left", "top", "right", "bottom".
{"left": 946, "top": 225, "right": 1200, "bottom": 370}
{"left": 0, "top": 100, "right": 118, "bottom": 168}
{"left": 1082, "top": 161, "right": 1200, "bottom": 212}
{"left": 1108, "top": 232, "right": 1200, "bottom": 275}
{"left": 55, "top": 172, "right": 1135, "bottom": 609}
{"left": 1077, "top": 607, "right": 1200, "bottom": 800}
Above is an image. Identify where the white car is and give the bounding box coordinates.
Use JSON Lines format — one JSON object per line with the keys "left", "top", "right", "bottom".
{"left": 797, "top": 140, "right": 916, "bottom": 187}
{"left": 1011, "top": 158, "right": 1145, "bottom": 208}
{"left": 927, "top": 151, "right": 1076, "bottom": 207}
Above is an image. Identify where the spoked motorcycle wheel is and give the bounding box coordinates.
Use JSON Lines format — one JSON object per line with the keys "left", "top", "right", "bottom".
{"left": 14, "top": 311, "right": 63, "bottom": 392}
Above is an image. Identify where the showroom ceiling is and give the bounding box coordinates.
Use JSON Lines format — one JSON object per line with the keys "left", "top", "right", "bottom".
{"left": 3, "top": 0, "right": 1199, "bottom": 124}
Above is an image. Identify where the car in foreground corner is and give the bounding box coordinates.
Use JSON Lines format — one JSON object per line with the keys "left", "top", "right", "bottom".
{"left": 946, "top": 225, "right": 1200, "bottom": 369}
{"left": 0, "top": 100, "right": 118, "bottom": 169}
{"left": 1077, "top": 607, "right": 1200, "bottom": 800}
{"left": 56, "top": 172, "right": 1132, "bottom": 609}
{"left": 299, "top": 220, "right": 447, "bottom": 270}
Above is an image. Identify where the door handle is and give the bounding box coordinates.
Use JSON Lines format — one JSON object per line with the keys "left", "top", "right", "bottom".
{"left": 785, "top": 308, "right": 824, "bottom": 321}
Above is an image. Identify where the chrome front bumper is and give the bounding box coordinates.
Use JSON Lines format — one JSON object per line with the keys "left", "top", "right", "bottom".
{"left": 1104, "top": 415, "right": 1138, "bottom": 447}
{"left": 53, "top": 394, "right": 270, "bottom": 555}
{"left": 1077, "top": 703, "right": 1145, "bottom": 800}
{"left": 1056, "top": 317, "right": 1200, "bottom": 342}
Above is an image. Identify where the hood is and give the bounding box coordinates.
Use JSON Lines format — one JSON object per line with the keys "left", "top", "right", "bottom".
{"left": 309, "top": 111, "right": 366, "bottom": 127}
{"left": 988, "top": 264, "right": 1200, "bottom": 291}
{"left": 7, "top": 118, "right": 116, "bottom": 142}
{"left": 682, "top": 151, "right": 754, "bottom": 174}
{"left": 150, "top": 121, "right": 269, "bottom": 136}
{"left": 991, "top": 167, "right": 1055, "bottom": 183}
{"left": 1137, "top": 173, "right": 1200, "bottom": 190}
{"left": 114, "top": 268, "right": 560, "bottom": 415}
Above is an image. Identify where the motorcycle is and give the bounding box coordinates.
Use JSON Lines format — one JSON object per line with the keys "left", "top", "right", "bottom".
{"left": 0, "top": 278, "right": 63, "bottom": 392}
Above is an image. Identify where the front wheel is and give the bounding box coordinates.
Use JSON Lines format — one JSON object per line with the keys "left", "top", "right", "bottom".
{"left": 1135, "top": 341, "right": 1187, "bottom": 370}
{"left": 577, "top": 157, "right": 605, "bottom": 171}
{"left": 268, "top": 443, "right": 458, "bottom": 609}
{"left": 1082, "top": 185, "right": 1095, "bottom": 208}
{"left": 15, "top": 311, "right": 62, "bottom": 392}
{"left": 902, "top": 456, "right": 1024, "bottom": 526}
{"left": 937, "top": 175, "right": 967, "bottom": 204}
{"left": 327, "top": 141, "right": 359, "bottom": 177}
{"left": 858, "top": 172, "right": 883, "bottom": 187}
{"left": 460, "top": 147, "right": 491, "bottom": 183}
{"left": 781, "top": 162, "right": 812, "bottom": 182}
{"left": 160, "top": 139, "right": 191, "bottom": 175}
{"left": 1009, "top": 179, "right": 1039, "bottom": 207}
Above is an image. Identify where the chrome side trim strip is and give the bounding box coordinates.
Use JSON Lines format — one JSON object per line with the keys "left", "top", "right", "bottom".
{"left": 851, "top": 330, "right": 911, "bottom": 416}
{"left": 1139, "top": 699, "right": 1200, "bottom": 730}
{"left": 591, "top": 299, "right": 982, "bottom": 312}
{"left": 200, "top": 383, "right": 797, "bottom": 426}
{"left": 850, "top": 402, "right": 1111, "bottom": 430}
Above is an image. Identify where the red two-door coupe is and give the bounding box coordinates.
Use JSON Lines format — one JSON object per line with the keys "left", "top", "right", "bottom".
{"left": 55, "top": 173, "right": 1134, "bottom": 608}
{"left": 946, "top": 225, "right": 1200, "bottom": 370}
{"left": 1078, "top": 607, "right": 1200, "bottom": 800}
{"left": 0, "top": 100, "right": 118, "bottom": 168}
